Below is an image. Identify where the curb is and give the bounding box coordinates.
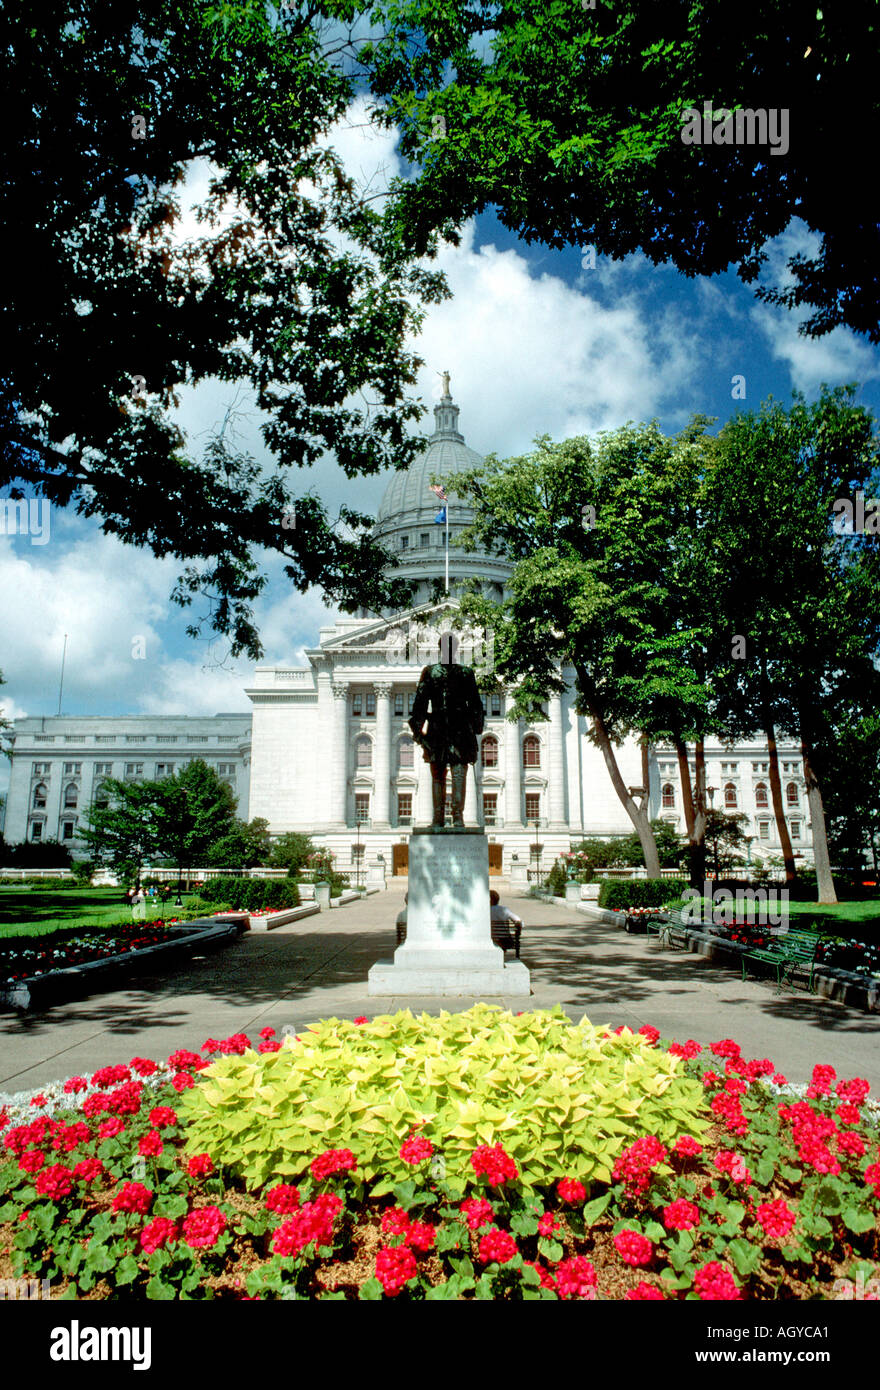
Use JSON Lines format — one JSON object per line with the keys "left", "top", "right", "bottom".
{"left": 0, "top": 919, "right": 244, "bottom": 1013}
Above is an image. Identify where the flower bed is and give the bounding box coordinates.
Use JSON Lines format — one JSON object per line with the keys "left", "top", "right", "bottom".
{"left": 1, "top": 1006, "right": 878, "bottom": 1300}
{"left": 0, "top": 924, "right": 174, "bottom": 987}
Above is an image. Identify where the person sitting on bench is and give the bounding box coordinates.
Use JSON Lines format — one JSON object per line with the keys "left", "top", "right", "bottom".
{"left": 490, "top": 890, "right": 523, "bottom": 957}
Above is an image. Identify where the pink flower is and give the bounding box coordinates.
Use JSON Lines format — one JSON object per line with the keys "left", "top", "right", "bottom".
{"left": 471, "top": 1143, "right": 519, "bottom": 1186}
{"left": 112, "top": 1181, "right": 153, "bottom": 1214}
{"left": 713, "top": 1150, "right": 752, "bottom": 1185}
{"left": 627, "top": 1282, "right": 665, "bottom": 1300}
{"left": 538, "top": 1212, "right": 560, "bottom": 1237}
{"left": 375, "top": 1245, "right": 417, "bottom": 1297}
{"left": 18, "top": 1150, "right": 45, "bottom": 1174}
{"left": 98, "top": 1116, "right": 125, "bottom": 1139}
{"left": 265, "top": 1184, "right": 300, "bottom": 1214}
{"left": 182, "top": 1205, "right": 227, "bottom": 1249}
{"left": 310, "top": 1148, "right": 356, "bottom": 1182}
{"left": 399, "top": 1135, "right": 434, "bottom": 1165}
{"left": 478, "top": 1227, "right": 519, "bottom": 1265}
{"left": 613, "top": 1229, "right": 654, "bottom": 1268}
{"left": 612, "top": 1136, "right": 668, "bottom": 1194}
{"left": 555, "top": 1256, "right": 597, "bottom": 1300}
{"left": 460, "top": 1197, "right": 494, "bottom": 1231}
{"left": 693, "top": 1261, "right": 741, "bottom": 1300}
{"left": 674, "top": 1136, "right": 703, "bottom": 1158}
{"left": 140, "top": 1216, "right": 178, "bottom": 1254}
{"left": 755, "top": 1199, "right": 796, "bottom": 1241}
{"left": 557, "top": 1177, "right": 587, "bottom": 1204}
{"left": 663, "top": 1199, "right": 700, "bottom": 1232}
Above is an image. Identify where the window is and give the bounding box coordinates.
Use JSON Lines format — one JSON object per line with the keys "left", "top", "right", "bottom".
{"left": 94, "top": 762, "right": 113, "bottom": 775}
{"left": 522, "top": 735, "right": 541, "bottom": 768}
{"left": 63, "top": 783, "right": 78, "bottom": 808}
{"left": 483, "top": 793, "right": 498, "bottom": 826}
{"left": 125, "top": 763, "right": 144, "bottom": 777}
{"left": 490, "top": 693, "right": 502, "bottom": 716}
{"left": 355, "top": 736, "right": 372, "bottom": 769}
{"left": 187, "top": 736, "right": 208, "bottom": 744}
{"left": 400, "top": 535, "right": 409, "bottom": 550}
{"left": 724, "top": 782, "right": 737, "bottom": 808}
{"left": 32, "top": 762, "right": 51, "bottom": 775}
{"left": 216, "top": 763, "right": 235, "bottom": 775}
{"left": 783, "top": 761, "right": 800, "bottom": 774}
{"left": 31, "top": 821, "right": 43, "bottom": 841}
{"left": 755, "top": 782, "right": 769, "bottom": 808}
{"left": 126, "top": 735, "right": 147, "bottom": 743}
{"left": 397, "top": 792, "right": 412, "bottom": 825}
{"left": 752, "top": 762, "right": 769, "bottom": 773}
{"left": 759, "top": 820, "right": 770, "bottom": 841}
{"left": 62, "top": 821, "right": 75, "bottom": 840}
{"left": 393, "top": 693, "right": 404, "bottom": 717}
{"left": 399, "top": 738, "right": 414, "bottom": 769}
{"left": 662, "top": 783, "right": 675, "bottom": 808}
{"left": 525, "top": 793, "right": 541, "bottom": 822}
{"left": 481, "top": 735, "right": 498, "bottom": 768}
{"left": 365, "top": 692, "right": 376, "bottom": 716}
{"left": 34, "top": 735, "right": 55, "bottom": 743}
{"left": 407, "top": 692, "right": 416, "bottom": 715}
{"left": 355, "top": 793, "right": 370, "bottom": 823}
{"left": 786, "top": 782, "right": 799, "bottom": 806}
{"left": 63, "top": 762, "right": 82, "bottom": 775}
{"left": 419, "top": 533, "right": 429, "bottom": 547}
{"left": 721, "top": 761, "right": 737, "bottom": 774}
{"left": 352, "top": 693, "right": 363, "bottom": 716}
{"left": 94, "top": 783, "right": 110, "bottom": 810}
{"left": 351, "top": 842, "right": 365, "bottom": 860}
{"left": 64, "top": 735, "right": 85, "bottom": 743}
{"left": 156, "top": 763, "right": 175, "bottom": 777}
{"left": 95, "top": 735, "right": 117, "bottom": 744}
{"left": 32, "top": 783, "right": 47, "bottom": 809}
{"left": 790, "top": 821, "right": 802, "bottom": 840}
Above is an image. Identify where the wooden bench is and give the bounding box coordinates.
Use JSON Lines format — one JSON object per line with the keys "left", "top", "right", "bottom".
{"left": 396, "top": 916, "right": 522, "bottom": 958}
{"left": 740, "top": 929, "right": 819, "bottom": 992}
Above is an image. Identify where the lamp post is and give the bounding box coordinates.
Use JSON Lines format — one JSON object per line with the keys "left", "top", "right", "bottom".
{"left": 707, "top": 787, "right": 719, "bottom": 880}
{"left": 355, "top": 818, "right": 362, "bottom": 889}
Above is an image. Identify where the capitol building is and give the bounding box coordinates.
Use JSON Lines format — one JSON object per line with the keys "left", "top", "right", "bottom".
{"left": 3, "top": 384, "right": 814, "bottom": 877}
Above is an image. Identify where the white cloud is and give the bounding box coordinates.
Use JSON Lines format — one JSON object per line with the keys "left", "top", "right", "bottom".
{"left": 752, "top": 220, "right": 880, "bottom": 393}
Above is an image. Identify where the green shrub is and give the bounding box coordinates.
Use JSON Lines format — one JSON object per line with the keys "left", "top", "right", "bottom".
{"left": 178, "top": 1003, "right": 708, "bottom": 1194}
{"left": 543, "top": 860, "right": 569, "bottom": 896}
{"left": 598, "top": 879, "right": 689, "bottom": 910}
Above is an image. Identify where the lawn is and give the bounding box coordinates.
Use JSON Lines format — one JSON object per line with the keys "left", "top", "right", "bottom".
{"left": 665, "top": 894, "right": 880, "bottom": 938}
{"left": 0, "top": 887, "right": 131, "bottom": 940}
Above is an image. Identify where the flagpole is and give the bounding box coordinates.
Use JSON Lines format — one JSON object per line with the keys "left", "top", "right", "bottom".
{"left": 445, "top": 503, "right": 449, "bottom": 595}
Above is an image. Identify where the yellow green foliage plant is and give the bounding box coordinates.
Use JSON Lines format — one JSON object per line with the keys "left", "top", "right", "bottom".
{"left": 177, "top": 1004, "right": 708, "bottom": 1195}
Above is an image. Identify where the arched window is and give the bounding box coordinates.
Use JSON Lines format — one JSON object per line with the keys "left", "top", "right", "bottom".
{"left": 94, "top": 782, "right": 110, "bottom": 810}
{"left": 755, "top": 782, "right": 769, "bottom": 808}
{"left": 399, "top": 737, "right": 414, "bottom": 769}
{"left": 661, "top": 783, "right": 675, "bottom": 808}
{"left": 32, "top": 782, "right": 47, "bottom": 809}
{"left": 64, "top": 783, "right": 78, "bottom": 809}
{"left": 786, "top": 782, "right": 799, "bottom": 806}
{"left": 355, "top": 736, "right": 372, "bottom": 769}
{"left": 481, "top": 735, "right": 498, "bottom": 768}
{"left": 724, "top": 782, "right": 737, "bottom": 808}
{"left": 522, "top": 735, "right": 541, "bottom": 768}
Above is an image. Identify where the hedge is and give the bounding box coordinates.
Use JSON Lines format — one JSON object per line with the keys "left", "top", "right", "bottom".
{"left": 597, "top": 879, "right": 689, "bottom": 911}
{"left": 194, "top": 878, "right": 301, "bottom": 912}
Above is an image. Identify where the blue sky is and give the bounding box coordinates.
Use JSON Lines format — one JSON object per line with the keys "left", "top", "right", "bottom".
{"left": 2, "top": 97, "right": 879, "bottom": 804}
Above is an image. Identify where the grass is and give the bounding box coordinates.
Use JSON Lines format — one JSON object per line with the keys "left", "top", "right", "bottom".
{"left": 663, "top": 894, "right": 880, "bottom": 937}
{"left": 0, "top": 886, "right": 134, "bottom": 939}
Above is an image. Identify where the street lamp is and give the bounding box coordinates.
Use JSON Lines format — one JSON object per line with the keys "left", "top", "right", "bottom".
{"left": 707, "top": 787, "right": 719, "bottom": 879}
{"left": 355, "top": 818, "right": 362, "bottom": 889}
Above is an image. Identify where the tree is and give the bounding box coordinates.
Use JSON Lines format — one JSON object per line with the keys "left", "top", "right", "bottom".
{"left": 705, "top": 386, "right": 880, "bottom": 903}
{"left": 704, "top": 810, "right": 751, "bottom": 879}
{"left": 268, "top": 832, "right": 316, "bottom": 877}
{"left": 2, "top": 0, "right": 448, "bottom": 658}
{"left": 616, "top": 820, "right": 686, "bottom": 872}
{"left": 454, "top": 422, "right": 720, "bottom": 879}
{"left": 820, "top": 713, "right": 880, "bottom": 879}
{"left": 81, "top": 778, "right": 160, "bottom": 882}
{"left": 206, "top": 817, "right": 273, "bottom": 869}
{"left": 363, "top": 0, "right": 880, "bottom": 341}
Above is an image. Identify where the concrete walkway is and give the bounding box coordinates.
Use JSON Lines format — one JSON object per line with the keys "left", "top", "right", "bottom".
{"left": 2, "top": 880, "right": 880, "bottom": 1091}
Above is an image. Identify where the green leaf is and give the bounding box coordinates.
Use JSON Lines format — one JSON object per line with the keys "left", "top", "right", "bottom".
{"left": 146, "top": 1275, "right": 176, "bottom": 1300}
{"left": 581, "top": 1191, "right": 611, "bottom": 1226}
{"left": 116, "top": 1254, "right": 140, "bottom": 1286}
{"left": 843, "top": 1207, "right": 876, "bottom": 1235}
{"left": 359, "top": 1277, "right": 383, "bottom": 1301}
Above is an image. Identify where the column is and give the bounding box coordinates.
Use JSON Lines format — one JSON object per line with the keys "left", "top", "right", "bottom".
{"left": 548, "top": 692, "right": 567, "bottom": 829}
{"left": 416, "top": 752, "right": 433, "bottom": 826}
{"left": 316, "top": 665, "right": 333, "bottom": 825}
{"left": 330, "top": 682, "right": 349, "bottom": 827}
{"left": 373, "top": 681, "right": 392, "bottom": 829}
{"left": 504, "top": 695, "right": 523, "bottom": 827}
{"left": 464, "top": 755, "right": 479, "bottom": 826}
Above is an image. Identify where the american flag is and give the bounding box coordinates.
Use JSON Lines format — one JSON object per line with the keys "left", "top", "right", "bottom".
{"left": 428, "top": 483, "right": 447, "bottom": 503}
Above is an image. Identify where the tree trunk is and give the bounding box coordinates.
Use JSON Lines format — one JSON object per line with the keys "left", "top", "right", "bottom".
{"left": 577, "top": 668, "right": 661, "bottom": 878}
{"left": 674, "top": 736, "right": 706, "bottom": 887}
{"left": 800, "top": 733, "right": 838, "bottom": 904}
{"left": 764, "top": 721, "right": 797, "bottom": 882}
{"left": 694, "top": 737, "right": 707, "bottom": 877}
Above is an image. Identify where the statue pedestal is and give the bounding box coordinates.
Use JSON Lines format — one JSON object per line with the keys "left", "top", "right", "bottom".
{"left": 368, "top": 828, "right": 531, "bottom": 997}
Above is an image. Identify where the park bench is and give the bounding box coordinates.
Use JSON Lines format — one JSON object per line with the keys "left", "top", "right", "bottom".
{"left": 739, "top": 928, "right": 820, "bottom": 993}
{"left": 396, "top": 915, "right": 522, "bottom": 958}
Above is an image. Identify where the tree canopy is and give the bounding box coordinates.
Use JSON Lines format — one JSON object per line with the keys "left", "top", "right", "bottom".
{"left": 2, "top": 0, "right": 449, "bottom": 657}
{"left": 360, "top": 0, "right": 880, "bottom": 341}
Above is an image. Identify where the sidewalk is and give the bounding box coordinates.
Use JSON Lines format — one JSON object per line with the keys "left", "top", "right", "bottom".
{"left": 2, "top": 880, "right": 879, "bottom": 1091}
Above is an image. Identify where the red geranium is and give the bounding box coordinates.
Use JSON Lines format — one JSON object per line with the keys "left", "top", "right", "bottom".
{"left": 18, "top": 1150, "right": 45, "bottom": 1174}
{"left": 627, "top": 1282, "right": 665, "bottom": 1300}
{"left": 399, "top": 1135, "right": 434, "bottom": 1165}
{"left": 35, "top": 1164, "right": 74, "bottom": 1200}
{"left": 375, "top": 1245, "right": 417, "bottom": 1297}
{"left": 183, "top": 1205, "right": 227, "bottom": 1249}
{"left": 460, "top": 1197, "right": 495, "bottom": 1231}
{"left": 694, "top": 1262, "right": 741, "bottom": 1300}
{"left": 556, "top": 1256, "right": 597, "bottom": 1300}
{"left": 477, "top": 1227, "right": 519, "bottom": 1265}
{"left": 380, "top": 1207, "right": 411, "bottom": 1237}
{"left": 614, "top": 1229, "right": 654, "bottom": 1267}
{"left": 470, "top": 1143, "right": 519, "bottom": 1186}
{"left": 112, "top": 1181, "right": 153, "bottom": 1214}
{"left": 72, "top": 1158, "right": 104, "bottom": 1184}
{"left": 557, "top": 1177, "right": 587, "bottom": 1204}
{"left": 755, "top": 1199, "right": 796, "bottom": 1241}
{"left": 149, "top": 1107, "right": 177, "bottom": 1129}
{"left": 663, "top": 1199, "right": 700, "bottom": 1232}
{"left": 63, "top": 1076, "right": 88, "bottom": 1094}
{"left": 265, "top": 1184, "right": 300, "bottom": 1214}
{"left": 140, "top": 1216, "right": 178, "bottom": 1254}
{"left": 310, "top": 1148, "right": 356, "bottom": 1182}
{"left": 138, "top": 1131, "right": 163, "bottom": 1158}
{"left": 98, "top": 1117, "right": 125, "bottom": 1139}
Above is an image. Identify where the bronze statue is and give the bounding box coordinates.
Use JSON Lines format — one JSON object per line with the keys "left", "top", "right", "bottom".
{"left": 409, "top": 635, "right": 484, "bottom": 827}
